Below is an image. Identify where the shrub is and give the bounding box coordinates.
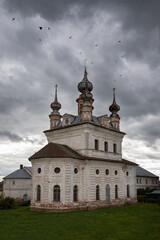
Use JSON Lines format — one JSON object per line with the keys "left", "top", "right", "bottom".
{"left": 137, "top": 195, "right": 148, "bottom": 203}
{"left": 157, "top": 198, "right": 160, "bottom": 206}
{"left": 0, "top": 197, "right": 15, "bottom": 209}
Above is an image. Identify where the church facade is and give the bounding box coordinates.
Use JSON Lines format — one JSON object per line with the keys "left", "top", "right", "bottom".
{"left": 29, "top": 68, "right": 137, "bottom": 212}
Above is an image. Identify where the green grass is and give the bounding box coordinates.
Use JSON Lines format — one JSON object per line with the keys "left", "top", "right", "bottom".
{"left": 0, "top": 203, "right": 160, "bottom": 240}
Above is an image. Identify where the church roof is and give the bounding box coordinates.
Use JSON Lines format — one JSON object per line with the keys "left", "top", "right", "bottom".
{"left": 29, "top": 142, "right": 85, "bottom": 160}
{"left": 136, "top": 166, "right": 158, "bottom": 178}
{"left": 3, "top": 168, "right": 31, "bottom": 179}
{"left": 29, "top": 142, "right": 136, "bottom": 166}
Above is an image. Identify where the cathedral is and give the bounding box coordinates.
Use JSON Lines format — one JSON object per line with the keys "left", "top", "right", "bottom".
{"left": 29, "top": 67, "right": 137, "bottom": 212}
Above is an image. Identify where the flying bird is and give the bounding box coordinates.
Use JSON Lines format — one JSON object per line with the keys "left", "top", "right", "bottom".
{"left": 69, "top": 36, "right": 72, "bottom": 39}
{"left": 38, "top": 38, "right": 42, "bottom": 41}
{"left": 95, "top": 44, "right": 98, "bottom": 47}
{"left": 80, "top": 52, "right": 82, "bottom": 54}
{"left": 39, "top": 27, "right": 43, "bottom": 30}
{"left": 48, "top": 27, "right": 51, "bottom": 30}
{"left": 12, "top": 18, "right": 15, "bottom": 21}
{"left": 120, "top": 74, "right": 123, "bottom": 77}
{"left": 91, "top": 62, "right": 94, "bottom": 64}
{"left": 59, "top": 17, "right": 62, "bottom": 20}
{"left": 118, "top": 40, "right": 121, "bottom": 43}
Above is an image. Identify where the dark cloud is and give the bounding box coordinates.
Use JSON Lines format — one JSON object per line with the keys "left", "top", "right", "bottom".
{"left": 1, "top": 0, "right": 160, "bottom": 178}
{"left": 0, "top": 130, "right": 23, "bottom": 142}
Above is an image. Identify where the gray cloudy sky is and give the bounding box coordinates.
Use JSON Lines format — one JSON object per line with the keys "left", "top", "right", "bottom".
{"left": 0, "top": 0, "right": 160, "bottom": 180}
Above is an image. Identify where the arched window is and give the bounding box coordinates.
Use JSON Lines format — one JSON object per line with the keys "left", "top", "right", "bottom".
{"left": 113, "top": 143, "right": 117, "bottom": 153}
{"left": 96, "top": 185, "right": 100, "bottom": 200}
{"left": 127, "top": 185, "right": 130, "bottom": 198}
{"left": 104, "top": 142, "right": 108, "bottom": 151}
{"left": 106, "top": 184, "right": 110, "bottom": 204}
{"left": 95, "top": 139, "right": 99, "bottom": 150}
{"left": 115, "top": 185, "right": 118, "bottom": 199}
{"left": 37, "top": 185, "right": 41, "bottom": 201}
{"left": 73, "top": 185, "right": 78, "bottom": 202}
{"left": 53, "top": 185, "right": 60, "bottom": 202}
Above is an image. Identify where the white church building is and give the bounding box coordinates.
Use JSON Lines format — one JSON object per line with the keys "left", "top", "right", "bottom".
{"left": 29, "top": 68, "right": 137, "bottom": 212}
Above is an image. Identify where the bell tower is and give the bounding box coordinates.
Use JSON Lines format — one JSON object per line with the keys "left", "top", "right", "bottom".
{"left": 109, "top": 88, "right": 120, "bottom": 130}
{"left": 49, "top": 85, "right": 62, "bottom": 129}
{"left": 76, "top": 67, "right": 94, "bottom": 121}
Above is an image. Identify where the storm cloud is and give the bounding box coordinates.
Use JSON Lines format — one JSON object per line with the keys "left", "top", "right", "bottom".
{"left": 0, "top": 0, "right": 160, "bottom": 179}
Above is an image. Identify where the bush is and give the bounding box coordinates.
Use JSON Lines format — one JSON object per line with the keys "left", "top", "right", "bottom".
{"left": 137, "top": 195, "right": 148, "bottom": 202}
{"left": 19, "top": 200, "right": 30, "bottom": 206}
{"left": 0, "top": 197, "right": 15, "bottom": 209}
{"left": 157, "top": 198, "right": 160, "bottom": 206}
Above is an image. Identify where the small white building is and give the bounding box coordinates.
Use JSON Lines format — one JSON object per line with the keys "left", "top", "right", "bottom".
{"left": 3, "top": 165, "right": 32, "bottom": 201}
{"left": 136, "top": 166, "right": 159, "bottom": 190}
{"left": 29, "top": 68, "right": 137, "bottom": 212}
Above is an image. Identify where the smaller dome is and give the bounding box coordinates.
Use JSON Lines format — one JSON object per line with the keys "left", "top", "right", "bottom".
{"left": 78, "top": 68, "right": 93, "bottom": 93}
{"left": 109, "top": 101, "right": 120, "bottom": 113}
{"left": 51, "top": 101, "right": 61, "bottom": 111}
{"left": 50, "top": 85, "right": 61, "bottom": 111}
{"left": 109, "top": 88, "right": 120, "bottom": 114}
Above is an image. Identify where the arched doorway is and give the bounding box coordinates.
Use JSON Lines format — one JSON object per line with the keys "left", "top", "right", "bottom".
{"left": 106, "top": 184, "right": 110, "bottom": 204}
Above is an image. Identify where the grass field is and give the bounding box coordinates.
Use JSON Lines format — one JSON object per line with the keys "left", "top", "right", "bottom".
{"left": 0, "top": 203, "right": 160, "bottom": 240}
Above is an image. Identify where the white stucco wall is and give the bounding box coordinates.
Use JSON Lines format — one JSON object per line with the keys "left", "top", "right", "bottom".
{"left": 136, "top": 177, "right": 159, "bottom": 190}
{"left": 3, "top": 178, "right": 31, "bottom": 200}
{"left": 30, "top": 157, "right": 137, "bottom": 211}
{"left": 44, "top": 123, "right": 125, "bottom": 160}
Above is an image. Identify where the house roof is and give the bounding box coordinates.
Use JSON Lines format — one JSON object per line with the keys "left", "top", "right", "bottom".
{"left": 136, "top": 166, "right": 158, "bottom": 178}
{"left": 29, "top": 142, "right": 85, "bottom": 160}
{"left": 3, "top": 168, "right": 31, "bottom": 179}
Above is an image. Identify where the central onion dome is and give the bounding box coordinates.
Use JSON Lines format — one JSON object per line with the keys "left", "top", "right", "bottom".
{"left": 50, "top": 85, "right": 61, "bottom": 114}
{"left": 78, "top": 67, "right": 93, "bottom": 93}
{"left": 109, "top": 88, "right": 120, "bottom": 114}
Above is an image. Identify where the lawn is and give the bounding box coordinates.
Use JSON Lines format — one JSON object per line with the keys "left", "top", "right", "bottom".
{"left": 0, "top": 203, "right": 160, "bottom": 240}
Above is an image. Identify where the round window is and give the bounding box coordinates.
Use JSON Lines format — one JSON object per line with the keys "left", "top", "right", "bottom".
{"left": 74, "top": 168, "right": 78, "bottom": 174}
{"left": 115, "top": 170, "right": 118, "bottom": 175}
{"left": 54, "top": 167, "right": 61, "bottom": 174}
{"left": 96, "top": 169, "right": 99, "bottom": 175}
{"left": 37, "top": 168, "right": 41, "bottom": 174}
{"left": 106, "top": 169, "right": 109, "bottom": 175}
{"left": 65, "top": 119, "right": 69, "bottom": 124}
{"left": 126, "top": 171, "right": 129, "bottom": 176}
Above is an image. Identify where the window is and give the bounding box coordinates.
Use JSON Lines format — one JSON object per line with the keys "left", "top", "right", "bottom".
{"left": 13, "top": 181, "right": 15, "bottom": 185}
{"left": 95, "top": 139, "right": 99, "bottom": 150}
{"left": 127, "top": 185, "right": 130, "bottom": 198}
{"left": 137, "top": 179, "right": 138, "bottom": 184}
{"left": 96, "top": 185, "right": 100, "bottom": 200}
{"left": 115, "top": 170, "right": 118, "bottom": 175}
{"left": 37, "top": 168, "right": 41, "bottom": 174}
{"left": 74, "top": 168, "right": 78, "bottom": 174}
{"left": 113, "top": 143, "right": 117, "bottom": 153}
{"left": 146, "top": 179, "right": 148, "bottom": 184}
{"left": 73, "top": 185, "right": 78, "bottom": 202}
{"left": 53, "top": 185, "right": 60, "bottom": 202}
{"left": 139, "top": 179, "right": 141, "bottom": 184}
{"left": 96, "top": 169, "right": 99, "bottom": 175}
{"left": 115, "top": 185, "right": 118, "bottom": 199}
{"left": 54, "top": 167, "right": 60, "bottom": 174}
{"left": 126, "top": 171, "right": 129, "bottom": 176}
{"left": 37, "top": 185, "right": 41, "bottom": 201}
{"left": 106, "top": 169, "right": 109, "bottom": 175}
{"left": 104, "top": 142, "right": 108, "bottom": 151}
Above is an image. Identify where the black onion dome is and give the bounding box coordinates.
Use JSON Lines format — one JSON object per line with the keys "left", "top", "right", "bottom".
{"left": 51, "top": 101, "right": 61, "bottom": 110}
{"left": 51, "top": 85, "right": 61, "bottom": 111}
{"left": 109, "top": 88, "right": 120, "bottom": 113}
{"left": 78, "top": 68, "right": 93, "bottom": 93}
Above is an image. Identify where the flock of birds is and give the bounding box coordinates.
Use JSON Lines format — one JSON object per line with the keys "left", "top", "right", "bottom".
{"left": 11, "top": 17, "right": 125, "bottom": 79}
